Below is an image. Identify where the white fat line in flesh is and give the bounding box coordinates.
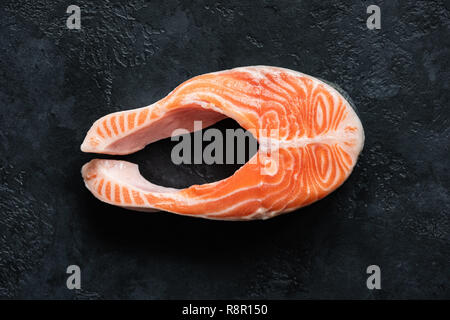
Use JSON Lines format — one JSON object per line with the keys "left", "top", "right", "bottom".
{"left": 309, "top": 144, "right": 334, "bottom": 184}
{"left": 130, "top": 110, "right": 137, "bottom": 131}
{"left": 93, "top": 120, "right": 108, "bottom": 142}
{"left": 103, "top": 116, "right": 115, "bottom": 139}
{"left": 249, "top": 205, "right": 285, "bottom": 220}
{"left": 141, "top": 105, "right": 154, "bottom": 127}
{"left": 267, "top": 203, "right": 300, "bottom": 218}
{"left": 312, "top": 90, "right": 340, "bottom": 130}
{"left": 258, "top": 79, "right": 291, "bottom": 104}
{"left": 178, "top": 98, "right": 211, "bottom": 109}
{"left": 283, "top": 67, "right": 362, "bottom": 126}
{"left": 258, "top": 132, "right": 359, "bottom": 151}
{"left": 142, "top": 101, "right": 161, "bottom": 118}
{"left": 263, "top": 155, "right": 299, "bottom": 202}
{"left": 274, "top": 67, "right": 328, "bottom": 92}
{"left": 183, "top": 184, "right": 259, "bottom": 207}
{"left": 93, "top": 123, "right": 103, "bottom": 141}
{"left": 104, "top": 104, "right": 157, "bottom": 139}
{"left": 243, "top": 208, "right": 268, "bottom": 220}
{"left": 89, "top": 180, "right": 130, "bottom": 207}
{"left": 265, "top": 71, "right": 309, "bottom": 102}
{"left": 95, "top": 179, "right": 104, "bottom": 195}
{"left": 271, "top": 74, "right": 301, "bottom": 96}
{"left": 191, "top": 80, "right": 264, "bottom": 105}
{"left": 207, "top": 172, "right": 296, "bottom": 218}
{"left": 260, "top": 103, "right": 290, "bottom": 134}
{"left": 335, "top": 144, "right": 356, "bottom": 171}
{"left": 330, "top": 146, "right": 353, "bottom": 183}
{"left": 110, "top": 116, "right": 119, "bottom": 136}
{"left": 272, "top": 68, "right": 314, "bottom": 95}
{"left": 121, "top": 113, "right": 130, "bottom": 133}
{"left": 180, "top": 91, "right": 259, "bottom": 119}
{"left": 263, "top": 75, "right": 298, "bottom": 100}
{"left": 118, "top": 183, "right": 125, "bottom": 205}
{"left": 167, "top": 75, "right": 263, "bottom": 108}
{"left": 91, "top": 114, "right": 115, "bottom": 144}
{"left": 278, "top": 171, "right": 301, "bottom": 213}
{"left": 206, "top": 170, "right": 296, "bottom": 217}
{"left": 307, "top": 156, "right": 335, "bottom": 194}
{"left": 177, "top": 96, "right": 239, "bottom": 119}
{"left": 194, "top": 89, "right": 260, "bottom": 115}
{"left": 206, "top": 66, "right": 269, "bottom": 82}
{"left": 98, "top": 109, "right": 144, "bottom": 144}
{"left": 207, "top": 78, "right": 265, "bottom": 102}
{"left": 110, "top": 182, "right": 118, "bottom": 203}
{"left": 205, "top": 198, "right": 262, "bottom": 217}
{"left": 88, "top": 180, "right": 111, "bottom": 204}
{"left": 258, "top": 179, "right": 295, "bottom": 215}
{"left": 302, "top": 147, "right": 321, "bottom": 196}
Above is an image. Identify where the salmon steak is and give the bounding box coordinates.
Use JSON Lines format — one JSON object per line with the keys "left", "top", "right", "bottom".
{"left": 81, "top": 66, "right": 364, "bottom": 220}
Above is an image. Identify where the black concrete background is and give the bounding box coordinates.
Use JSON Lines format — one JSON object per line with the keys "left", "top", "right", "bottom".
{"left": 0, "top": 0, "right": 449, "bottom": 299}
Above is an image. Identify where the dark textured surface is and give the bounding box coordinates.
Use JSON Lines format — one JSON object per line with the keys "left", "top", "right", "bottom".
{"left": 0, "top": 0, "right": 449, "bottom": 299}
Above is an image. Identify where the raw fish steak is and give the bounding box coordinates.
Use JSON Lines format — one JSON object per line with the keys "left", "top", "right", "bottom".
{"left": 81, "top": 66, "right": 364, "bottom": 220}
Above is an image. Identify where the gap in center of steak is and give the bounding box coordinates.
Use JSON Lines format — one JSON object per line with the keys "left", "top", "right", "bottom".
{"left": 108, "top": 118, "right": 259, "bottom": 189}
